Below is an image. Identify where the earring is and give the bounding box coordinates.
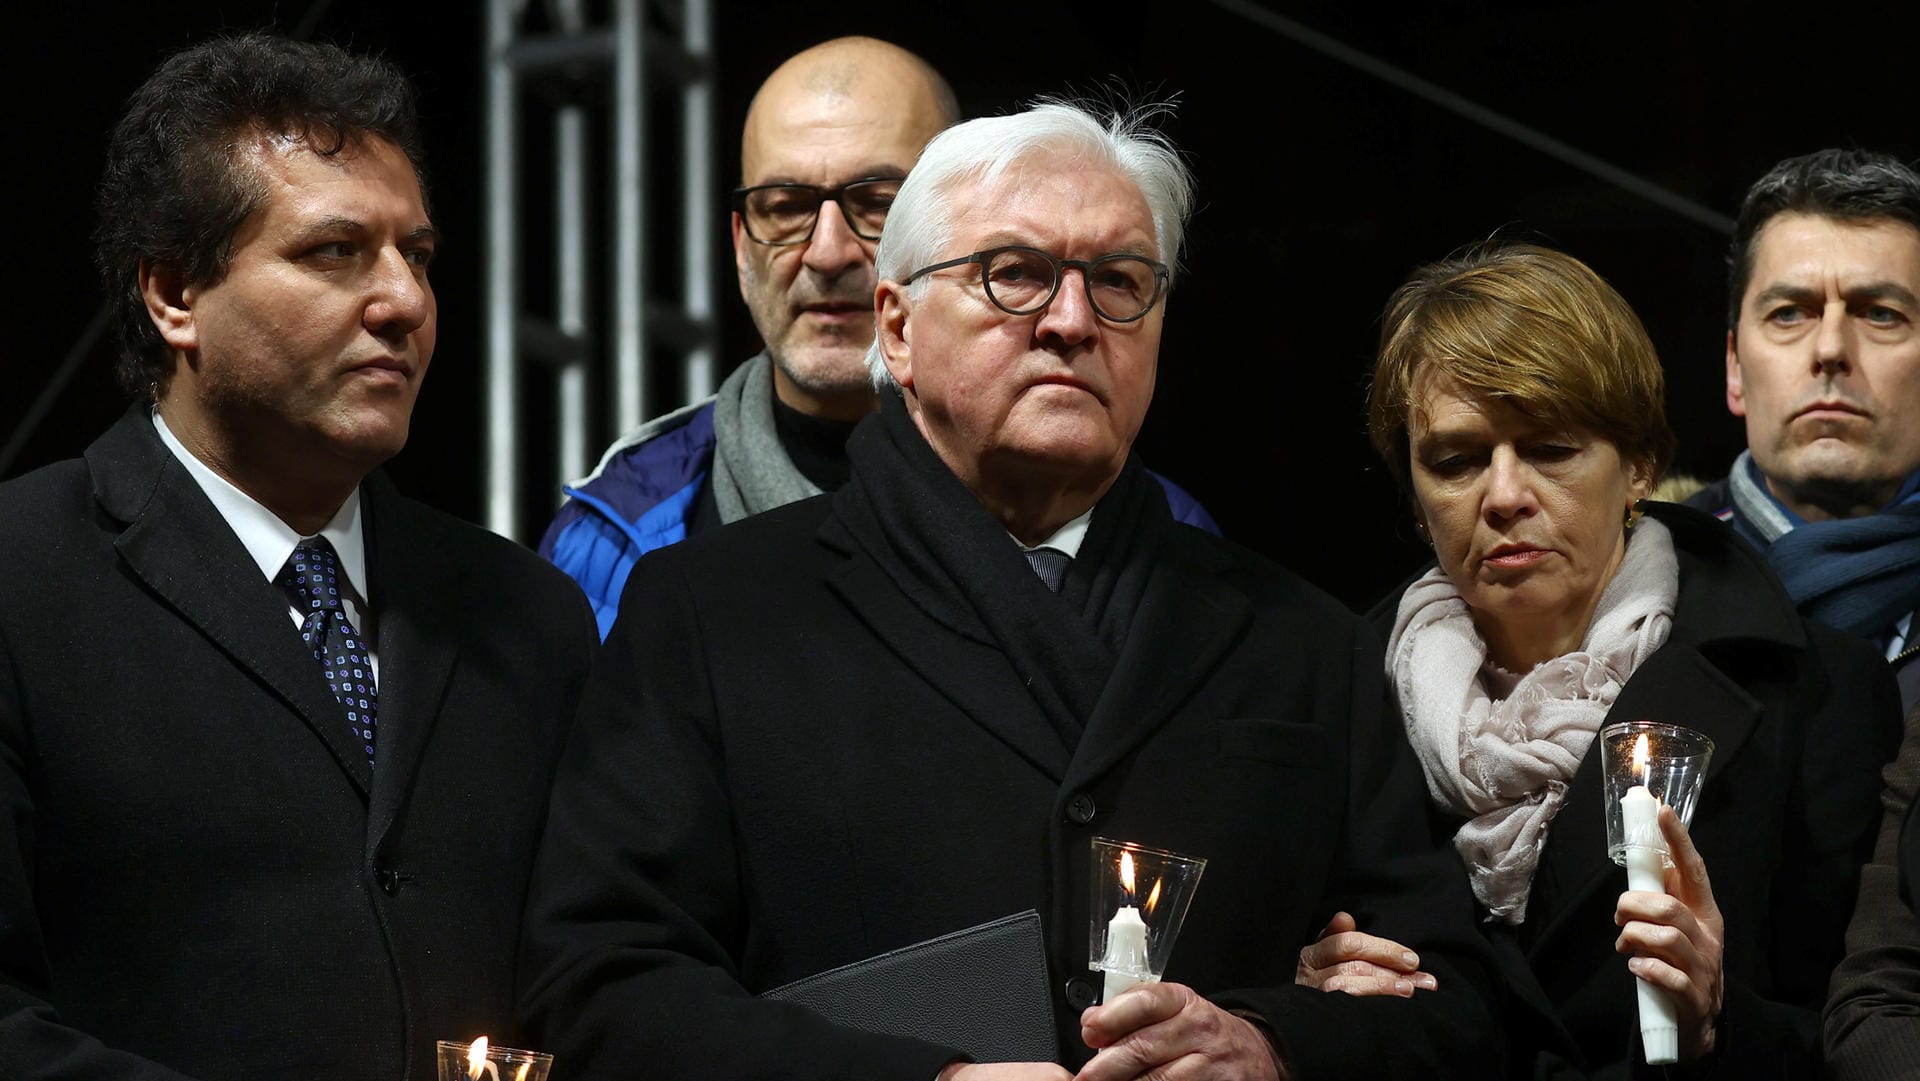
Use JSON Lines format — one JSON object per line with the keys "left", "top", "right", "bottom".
{"left": 1624, "top": 501, "right": 1638, "bottom": 532}
{"left": 1414, "top": 521, "right": 1433, "bottom": 548}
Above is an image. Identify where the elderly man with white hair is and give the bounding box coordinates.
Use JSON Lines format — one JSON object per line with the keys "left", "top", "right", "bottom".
{"left": 518, "top": 100, "right": 1500, "bottom": 1081}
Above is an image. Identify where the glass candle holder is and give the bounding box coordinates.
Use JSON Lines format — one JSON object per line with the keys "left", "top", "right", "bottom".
{"left": 1087, "top": 837, "right": 1207, "bottom": 1003}
{"left": 436, "top": 1039, "right": 554, "bottom": 1081}
{"left": 1599, "top": 721, "right": 1714, "bottom": 867}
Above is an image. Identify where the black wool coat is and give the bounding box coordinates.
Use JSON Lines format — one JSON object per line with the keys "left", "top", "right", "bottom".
{"left": 519, "top": 478, "right": 1507, "bottom": 1081}
{"left": 1371, "top": 501, "right": 1902, "bottom": 1080}
{"left": 0, "top": 408, "right": 598, "bottom": 1081}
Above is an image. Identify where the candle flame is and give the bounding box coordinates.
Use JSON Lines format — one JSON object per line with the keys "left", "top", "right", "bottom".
{"left": 1144, "top": 877, "right": 1162, "bottom": 916}
{"left": 1119, "top": 850, "right": 1136, "bottom": 901}
{"left": 514, "top": 1065, "right": 531, "bottom": 1081}
{"left": 1632, "top": 733, "right": 1649, "bottom": 783}
{"left": 467, "top": 1037, "right": 489, "bottom": 1081}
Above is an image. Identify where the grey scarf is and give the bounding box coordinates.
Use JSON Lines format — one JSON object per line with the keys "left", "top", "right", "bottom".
{"left": 708, "top": 351, "right": 822, "bottom": 524}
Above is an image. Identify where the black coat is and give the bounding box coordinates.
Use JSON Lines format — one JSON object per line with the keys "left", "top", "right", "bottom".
{"left": 0, "top": 409, "right": 598, "bottom": 1081}
{"left": 1371, "top": 501, "right": 1902, "bottom": 1079}
{"left": 519, "top": 481, "right": 1505, "bottom": 1081}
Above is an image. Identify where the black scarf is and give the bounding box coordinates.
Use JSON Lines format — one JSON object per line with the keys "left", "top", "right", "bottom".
{"left": 834, "top": 392, "right": 1171, "bottom": 752}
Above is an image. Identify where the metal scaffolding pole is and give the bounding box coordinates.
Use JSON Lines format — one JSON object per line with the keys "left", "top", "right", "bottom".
{"left": 483, "top": 0, "right": 520, "bottom": 539}
{"left": 681, "top": 0, "right": 716, "bottom": 400}
{"left": 482, "top": 0, "right": 720, "bottom": 543}
{"left": 612, "top": 0, "right": 647, "bottom": 433}
{"left": 552, "top": 0, "right": 591, "bottom": 490}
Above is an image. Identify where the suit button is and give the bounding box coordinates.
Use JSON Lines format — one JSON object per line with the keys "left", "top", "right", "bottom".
{"left": 376, "top": 868, "right": 402, "bottom": 895}
{"left": 1065, "top": 793, "right": 1097, "bottom": 825}
{"left": 1065, "top": 977, "right": 1098, "bottom": 1009}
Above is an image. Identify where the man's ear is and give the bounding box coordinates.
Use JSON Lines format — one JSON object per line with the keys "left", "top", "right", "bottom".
{"left": 139, "top": 258, "right": 198, "bottom": 353}
{"left": 1724, "top": 328, "right": 1747, "bottom": 418}
{"left": 731, "top": 212, "right": 753, "bottom": 303}
{"left": 876, "top": 281, "right": 914, "bottom": 390}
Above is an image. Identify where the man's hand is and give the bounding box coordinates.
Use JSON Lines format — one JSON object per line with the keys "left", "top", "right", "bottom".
{"left": 937, "top": 1064, "right": 1072, "bottom": 1081}
{"left": 1073, "top": 981, "right": 1285, "bottom": 1081}
{"left": 1614, "top": 805, "right": 1726, "bottom": 1061}
{"left": 1294, "top": 910, "right": 1437, "bottom": 997}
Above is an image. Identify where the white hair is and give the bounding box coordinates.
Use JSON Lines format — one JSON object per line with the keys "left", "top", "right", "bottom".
{"left": 864, "top": 99, "right": 1195, "bottom": 390}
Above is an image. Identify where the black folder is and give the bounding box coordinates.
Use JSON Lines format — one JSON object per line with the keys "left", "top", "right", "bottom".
{"left": 762, "top": 909, "right": 1058, "bottom": 1063}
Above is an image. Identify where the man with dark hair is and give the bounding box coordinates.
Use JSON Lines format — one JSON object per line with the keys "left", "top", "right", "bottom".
{"left": 1688, "top": 148, "right": 1920, "bottom": 711}
{"left": 0, "top": 33, "right": 596, "bottom": 1080}
{"left": 537, "top": 36, "right": 1217, "bottom": 639}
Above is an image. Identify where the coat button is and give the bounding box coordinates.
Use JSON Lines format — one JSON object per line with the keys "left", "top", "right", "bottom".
{"left": 376, "top": 868, "right": 402, "bottom": 895}
{"left": 1065, "top": 977, "right": 1098, "bottom": 1009}
{"left": 1065, "top": 793, "right": 1097, "bottom": 825}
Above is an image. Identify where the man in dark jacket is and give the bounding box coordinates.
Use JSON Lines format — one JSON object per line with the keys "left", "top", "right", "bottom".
{"left": 0, "top": 34, "right": 596, "bottom": 1080}
{"left": 520, "top": 100, "right": 1499, "bottom": 1081}
{"left": 1686, "top": 149, "right": 1920, "bottom": 711}
{"left": 538, "top": 37, "right": 1217, "bottom": 639}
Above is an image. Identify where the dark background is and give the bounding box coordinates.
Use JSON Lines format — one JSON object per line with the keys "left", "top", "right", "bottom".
{"left": 9, "top": 1, "right": 1914, "bottom": 610}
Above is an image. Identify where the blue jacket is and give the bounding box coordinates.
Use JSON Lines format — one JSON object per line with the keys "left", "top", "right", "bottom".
{"left": 541, "top": 399, "right": 1224, "bottom": 639}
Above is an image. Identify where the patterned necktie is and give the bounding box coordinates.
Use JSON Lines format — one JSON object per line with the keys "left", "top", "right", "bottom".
{"left": 1025, "top": 547, "right": 1071, "bottom": 593}
{"left": 279, "top": 538, "right": 378, "bottom": 764}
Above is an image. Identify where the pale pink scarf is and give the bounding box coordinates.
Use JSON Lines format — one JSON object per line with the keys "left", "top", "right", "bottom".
{"left": 1385, "top": 519, "right": 1679, "bottom": 923}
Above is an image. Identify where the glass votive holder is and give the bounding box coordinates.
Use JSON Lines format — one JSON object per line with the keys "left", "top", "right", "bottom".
{"left": 1599, "top": 721, "right": 1714, "bottom": 867}
{"left": 436, "top": 1038, "right": 554, "bottom": 1081}
{"left": 1088, "top": 837, "right": 1207, "bottom": 1003}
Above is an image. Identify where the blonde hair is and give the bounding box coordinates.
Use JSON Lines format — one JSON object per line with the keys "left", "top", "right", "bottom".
{"left": 1368, "top": 242, "right": 1675, "bottom": 488}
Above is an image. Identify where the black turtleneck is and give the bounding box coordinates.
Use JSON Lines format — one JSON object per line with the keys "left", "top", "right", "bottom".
{"left": 771, "top": 395, "right": 861, "bottom": 493}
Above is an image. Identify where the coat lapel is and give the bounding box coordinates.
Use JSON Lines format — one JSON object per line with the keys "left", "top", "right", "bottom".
{"left": 1521, "top": 639, "right": 1760, "bottom": 955}
{"left": 826, "top": 551, "right": 1073, "bottom": 782}
{"left": 1064, "top": 537, "right": 1252, "bottom": 794}
{"left": 359, "top": 474, "right": 464, "bottom": 853}
{"left": 88, "top": 410, "right": 374, "bottom": 798}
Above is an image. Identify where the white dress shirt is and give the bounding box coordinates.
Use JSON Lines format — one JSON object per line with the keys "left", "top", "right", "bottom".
{"left": 1013, "top": 506, "right": 1093, "bottom": 559}
{"left": 152, "top": 411, "right": 379, "bottom": 683}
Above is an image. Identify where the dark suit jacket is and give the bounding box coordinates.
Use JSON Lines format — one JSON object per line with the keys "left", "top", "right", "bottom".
{"left": 1823, "top": 703, "right": 1920, "bottom": 1080}
{"left": 519, "top": 486, "right": 1504, "bottom": 1081}
{"left": 0, "top": 409, "right": 598, "bottom": 1081}
{"left": 1372, "top": 501, "right": 1902, "bottom": 1079}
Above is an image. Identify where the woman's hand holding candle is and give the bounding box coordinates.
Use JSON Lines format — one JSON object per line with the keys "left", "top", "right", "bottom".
{"left": 1293, "top": 911, "right": 1437, "bottom": 997}
{"left": 1613, "top": 805, "right": 1725, "bottom": 1062}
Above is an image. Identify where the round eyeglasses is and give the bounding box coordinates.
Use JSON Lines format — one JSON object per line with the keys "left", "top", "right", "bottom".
{"left": 901, "top": 245, "right": 1171, "bottom": 323}
{"left": 731, "top": 177, "right": 904, "bottom": 246}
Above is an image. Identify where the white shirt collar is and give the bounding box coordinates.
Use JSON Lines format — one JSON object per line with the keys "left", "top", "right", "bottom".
{"left": 151, "top": 410, "right": 369, "bottom": 601}
{"left": 1013, "top": 506, "right": 1093, "bottom": 559}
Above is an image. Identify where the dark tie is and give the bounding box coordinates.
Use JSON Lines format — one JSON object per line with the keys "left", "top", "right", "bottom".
{"left": 279, "top": 538, "right": 378, "bottom": 764}
{"left": 1025, "top": 547, "right": 1071, "bottom": 593}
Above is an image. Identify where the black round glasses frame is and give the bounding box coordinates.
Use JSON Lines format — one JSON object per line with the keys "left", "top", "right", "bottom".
{"left": 901, "top": 244, "right": 1171, "bottom": 323}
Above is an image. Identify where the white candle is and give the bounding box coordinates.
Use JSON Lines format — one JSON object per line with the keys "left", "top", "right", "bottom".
{"left": 466, "top": 1037, "right": 502, "bottom": 1081}
{"left": 1620, "top": 781, "right": 1679, "bottom": 1064}
{"left": 1100, "top": 902, "right": 1151, "bottom": 1003}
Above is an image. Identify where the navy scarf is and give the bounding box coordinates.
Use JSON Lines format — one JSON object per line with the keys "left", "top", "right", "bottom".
{"left": 1728, "top": 451, "right": 1920, "bottom": 640}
